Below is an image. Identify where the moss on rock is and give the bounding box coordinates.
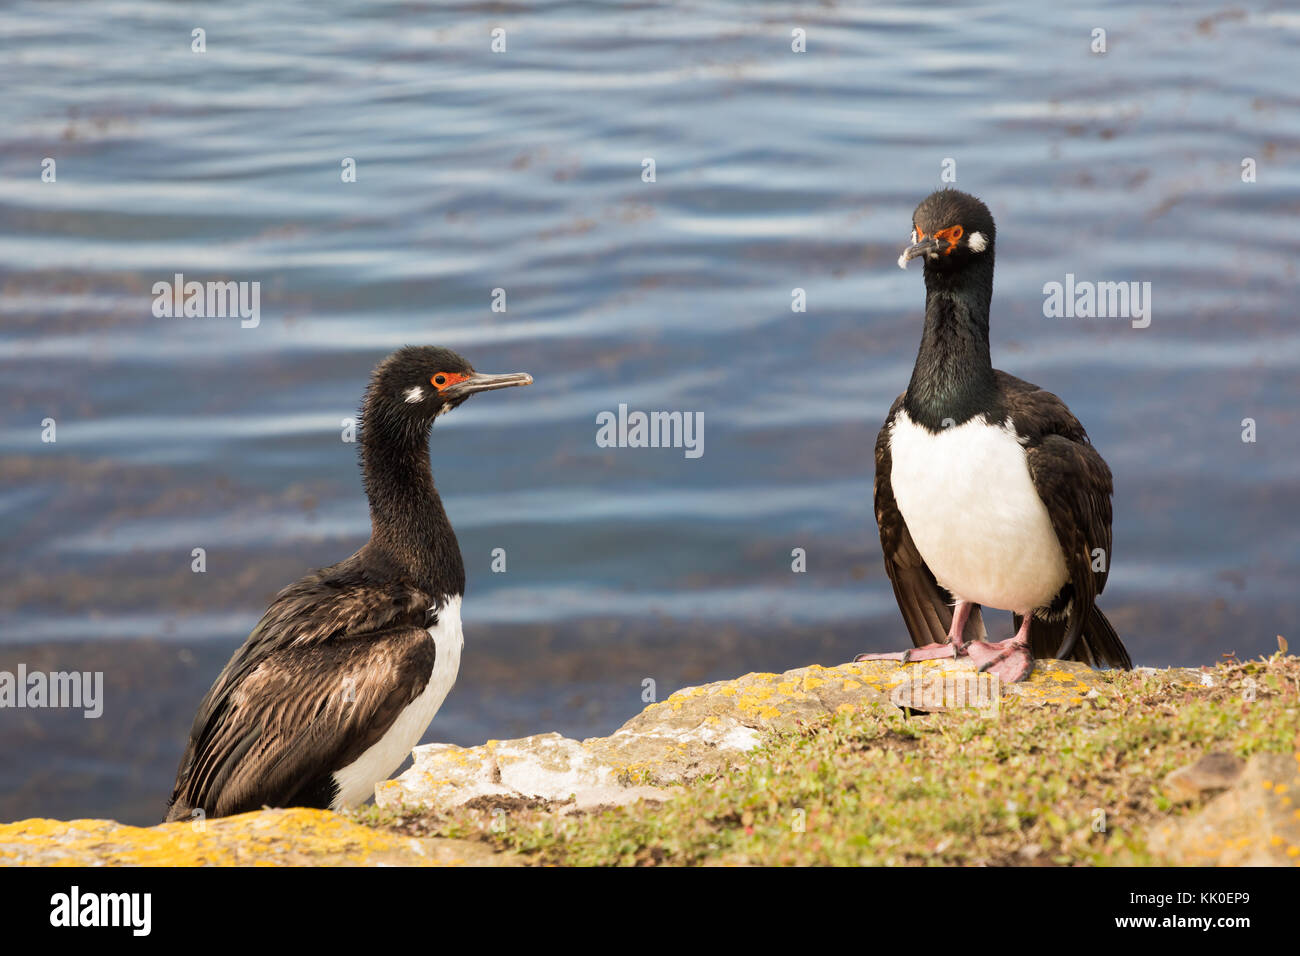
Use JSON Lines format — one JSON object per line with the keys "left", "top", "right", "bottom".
{"left": 0, "top": 806, "right": 519, "bottom": 866}
{"left": 369, "top": 652, "right": 1297, "bottom": 866}
{"left": 4, "top": 651, "right": 1294, "bottom": 867}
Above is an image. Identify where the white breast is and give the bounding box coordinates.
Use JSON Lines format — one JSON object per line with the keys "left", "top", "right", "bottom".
{"left": 331, "top": 594, "right": 463, "bottom": 809}
{"left": 888, "top": 409, "right": 1067, "bottom": 614}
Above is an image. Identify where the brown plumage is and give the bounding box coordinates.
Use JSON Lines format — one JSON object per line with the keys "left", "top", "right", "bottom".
{"left": 165, "top": 563, "right": 440, "bottom": 821}
{"left": 165, "top": 346, "right": 532, "bottom": 821}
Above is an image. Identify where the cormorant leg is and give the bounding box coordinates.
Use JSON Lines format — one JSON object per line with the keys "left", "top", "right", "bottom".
{"left": 854, "top": 601, "right": 973, "bottom": 663}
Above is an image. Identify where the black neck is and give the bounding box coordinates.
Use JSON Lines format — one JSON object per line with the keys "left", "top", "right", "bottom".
{"left": 902, "top": 256, "right": 1000, "bottom": 431}
{"left": 358, "top": 405, "right": 465, "bottom": 598}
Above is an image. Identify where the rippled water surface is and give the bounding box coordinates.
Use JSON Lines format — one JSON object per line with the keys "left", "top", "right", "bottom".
{"left": 2, "top": 1, "right": 1299, "bottom": 823}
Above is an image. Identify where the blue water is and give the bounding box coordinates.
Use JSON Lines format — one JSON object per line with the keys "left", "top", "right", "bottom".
{"left": 2, "top": 1, "right": 1299, "bottom": 822}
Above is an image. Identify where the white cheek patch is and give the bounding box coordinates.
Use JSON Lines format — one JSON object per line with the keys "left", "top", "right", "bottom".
{"left": 403, "top": 386, "right": 424, "bottom": 404}
{"left": 968, "top": 231, "right": 988, "bottom": 252}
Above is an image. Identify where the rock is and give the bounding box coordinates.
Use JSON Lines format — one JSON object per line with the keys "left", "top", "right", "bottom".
{"left": 1149, "top": 753, "right": 1300, "bottom": 865}
{"left": 0, "top": 656, "right": 1218, "bottom": 863}
{"left": 380, "top": 733, "right": 618, "bottom": 811}
{"left": 378, "top": 661, "right": 897, "bottom": 811}
{"left": 379, "top": 657, "right": 1183, "bottom": 812}
{"left": 1161, "top": 752, "right": 1247, "bottom": 802}
{"left": 0, "top": 807, "right": 519, "bottom": 866}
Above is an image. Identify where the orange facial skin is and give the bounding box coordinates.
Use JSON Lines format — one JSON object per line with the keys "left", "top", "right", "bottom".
{"left": 933, "top": 224, "right": 964, "bottom": 253}
{"left": 430, "top": 371, "right": 472, "bottom": 390}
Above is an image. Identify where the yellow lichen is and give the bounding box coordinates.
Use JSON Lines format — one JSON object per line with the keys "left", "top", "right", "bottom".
{"left": 0, "top": 808, "right": 442, "bottom": 867}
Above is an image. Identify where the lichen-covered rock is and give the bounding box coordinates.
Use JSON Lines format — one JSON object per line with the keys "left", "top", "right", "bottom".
{"left": 379, "top": 656, "right": 1182, "bottom": 812}
{"left": 1149, "top": 753, "right": 1300, "bottom": 865}
{"left": 852, "top": 656, "right": 1138, "bottom": 712}
{"left": 380, "top": 733, "right": 620, "bottom": 810}
{"left": 0, "top": 807, "right": 518, "bottom": 866}
{"left": 0, "top": 656, "right": 1219, "bottom": 864}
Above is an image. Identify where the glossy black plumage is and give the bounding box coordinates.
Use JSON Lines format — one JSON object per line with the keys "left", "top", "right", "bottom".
{"left": 873, "top": 190, "right": 1131, "bottom": 671}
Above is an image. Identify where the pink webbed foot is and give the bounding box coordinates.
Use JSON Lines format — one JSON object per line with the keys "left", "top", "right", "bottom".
{"left": 966, "top": 637, "right": 1034, "bottom": 683}
{"left": 854, "top": 643, "right": 958, "bottom": 663}
{"left": 854, "top": 600, "right": 974, "bottom": 665}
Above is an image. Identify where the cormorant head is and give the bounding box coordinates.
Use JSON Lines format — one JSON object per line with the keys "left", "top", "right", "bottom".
{"left": 898, "top": 189, "right": 996, "bottom": 272}
{"left": 367, "top": 346, "right": 532, "bottom": 425}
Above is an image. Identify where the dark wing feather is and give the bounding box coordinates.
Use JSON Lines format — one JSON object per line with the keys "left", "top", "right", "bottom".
{"left": 874, "top": 395, "right": 987, "bottom": 647}
{"left": 1025, "top": 436, "right": 1111, "bottom": 602}
{"left": 997, "top": 372, "right": 1110, "bottom": 600}
{"left": 996, "top": 372, "right": 1124, "bottom": 664}
{"left": 166, "top": 562, "right": 437, "bottom": 821}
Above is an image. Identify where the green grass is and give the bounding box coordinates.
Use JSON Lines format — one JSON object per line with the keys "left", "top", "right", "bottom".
{"left": 352, "top": 651, "right": 1299, "bottom": 866}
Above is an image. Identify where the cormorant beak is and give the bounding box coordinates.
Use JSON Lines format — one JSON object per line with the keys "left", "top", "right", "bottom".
{"left": 442, "top": 371, "right": 534, "bottom": 398}
{"left": 897, "top": 237, "right": 949, "bottom": 269}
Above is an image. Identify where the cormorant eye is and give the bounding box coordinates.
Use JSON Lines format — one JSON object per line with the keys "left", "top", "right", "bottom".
{"left": 431, "top": 371, "right": 472, "bottom": 391}
{"left": 933, "top": 224, "right": 964, "bottom": 253}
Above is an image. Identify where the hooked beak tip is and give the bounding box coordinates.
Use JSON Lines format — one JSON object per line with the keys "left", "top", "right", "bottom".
{"left": 897, "top": 237, "right": 946, "bottom": 269}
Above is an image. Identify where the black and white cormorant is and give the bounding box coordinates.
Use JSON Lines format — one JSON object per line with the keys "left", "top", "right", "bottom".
{"left": 857, "top": 189, "right": 1131, "bottom": 682}
{"left": 165, "top": 346, "right": 532, "bottom": 821}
